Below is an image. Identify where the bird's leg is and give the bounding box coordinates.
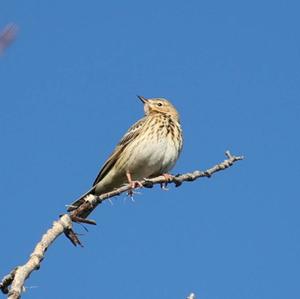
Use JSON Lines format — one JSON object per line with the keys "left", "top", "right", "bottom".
{"left": 126, "top": 171, "right": 143, "bottom": 197}
{"left": 160, "top": 173, "right": 174, "bottom": 190}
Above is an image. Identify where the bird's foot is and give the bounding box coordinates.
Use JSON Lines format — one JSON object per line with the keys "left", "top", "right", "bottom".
{"left": 127, "top": 180, "right": 143, "bottom": 197}
{"left": 160, "top": 173, "right": 174, "bottom": 190}
{"left": 126, "top": 171, "right": 143, "bottom": 198}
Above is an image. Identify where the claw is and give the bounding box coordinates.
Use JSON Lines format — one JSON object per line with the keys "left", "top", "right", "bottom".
{"left": 126, "top": 171, "right": 143, "bottom": 197}
{"left": 160, "top": 173, "right": 174, "bottom": 190}
{"left": 127, "top": 189, "right": 141, "bottom": 201}
{"left": 162, "top": 173, "right": 173, "bottom": 181}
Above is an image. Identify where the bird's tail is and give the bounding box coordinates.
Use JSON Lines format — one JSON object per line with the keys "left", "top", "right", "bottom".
{"left": 66, "top": 186, "right": 96, "bottom": 212}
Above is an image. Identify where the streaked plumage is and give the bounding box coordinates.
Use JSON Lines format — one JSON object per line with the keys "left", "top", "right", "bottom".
{"left": 67, "top": 96, "right": 183, "bottom": 215}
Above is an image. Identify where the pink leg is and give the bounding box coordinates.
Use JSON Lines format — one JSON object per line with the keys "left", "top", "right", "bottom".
{"left": 126, "top": 171, "right": 143, "bottom": 196}
{"left": 160, "top": 173, "right": 174, "bottom": 190}
{"left": 162, "top": 173, "right": 173, "bottom": 181}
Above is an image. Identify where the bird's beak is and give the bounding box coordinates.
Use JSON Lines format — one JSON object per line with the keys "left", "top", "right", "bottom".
{"left": 137, "top": 95, "right": 148, "bottom": 104}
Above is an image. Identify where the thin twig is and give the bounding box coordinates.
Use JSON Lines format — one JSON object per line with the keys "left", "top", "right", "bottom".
{"left": 0, "top": 151, "right": 243, "bottom": 298}
{"left": 68, "top": 150, "right": 244, "bottom": 222}
{"left": 0, "top": 23, "right": 18, "bottom": 55}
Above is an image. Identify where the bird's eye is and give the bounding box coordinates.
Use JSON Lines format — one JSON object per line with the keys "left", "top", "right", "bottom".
{"left": 157, "top": 102, "right": 163, "bottom": 107}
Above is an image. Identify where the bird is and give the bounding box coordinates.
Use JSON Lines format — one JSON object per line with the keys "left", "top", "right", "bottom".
{"left": 67, "top": 96, "right": 183, "bottom": 217}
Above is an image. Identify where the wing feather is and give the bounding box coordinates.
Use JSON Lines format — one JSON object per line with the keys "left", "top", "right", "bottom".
{"left": 92, "top": 117, "right": 146, "bottom": 186}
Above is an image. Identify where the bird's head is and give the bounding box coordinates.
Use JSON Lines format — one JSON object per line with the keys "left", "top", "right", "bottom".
{"left": 137, "top": 95, "right": 179, "bottom": 120}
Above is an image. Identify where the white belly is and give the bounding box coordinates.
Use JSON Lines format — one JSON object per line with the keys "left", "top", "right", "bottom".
{"left": 125, "top": 135, "right": 179, "bottom": 179}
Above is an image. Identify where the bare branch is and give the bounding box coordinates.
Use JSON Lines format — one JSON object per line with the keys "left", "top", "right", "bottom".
{"left": 68, "top": 150, "right": 244, "bottom": 223}
{"left": 0, "top": 151, "right": 243, "bottom": 298}
{"left": 1, "top": 215, "right": 72, "bottom": 299}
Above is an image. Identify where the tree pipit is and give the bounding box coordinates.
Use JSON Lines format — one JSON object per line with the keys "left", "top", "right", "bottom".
{"left": 67, "top": 96, "right": 183, "bottom": 217}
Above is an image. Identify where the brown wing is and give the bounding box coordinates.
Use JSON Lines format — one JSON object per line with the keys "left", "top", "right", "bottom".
{"left": 92, "top": 117, "right": 146, "bottom": 186}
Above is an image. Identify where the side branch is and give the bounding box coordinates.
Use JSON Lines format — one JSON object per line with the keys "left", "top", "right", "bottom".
{"left": 69, "top": 151, "right": 244, "bottom": 222}
{"left": 0, "top": 151, "right": 243, "bottom": 298}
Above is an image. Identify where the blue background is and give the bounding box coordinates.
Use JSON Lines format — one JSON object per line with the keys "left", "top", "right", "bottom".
{"left": 1, "top": 1, "right": 299, "bottom": 298}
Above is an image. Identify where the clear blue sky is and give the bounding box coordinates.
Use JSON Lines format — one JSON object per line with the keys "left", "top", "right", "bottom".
{"left": 1, "top": 1, "right": 299, "bottom": 298}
